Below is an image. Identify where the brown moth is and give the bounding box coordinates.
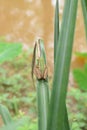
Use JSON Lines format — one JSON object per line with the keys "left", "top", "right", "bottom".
{"left": 34, "top": 66, "right": 48, "bottom": 80}
{"left": 31, "top": 40, "right": 48, "bottom": 82}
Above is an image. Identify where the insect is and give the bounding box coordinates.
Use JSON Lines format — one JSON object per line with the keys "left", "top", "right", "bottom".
{"left": 32, "top": 39, "right": 48, "bottom": 81}
{"left": 34, "top": 65, "right": 48, "bottom": 80}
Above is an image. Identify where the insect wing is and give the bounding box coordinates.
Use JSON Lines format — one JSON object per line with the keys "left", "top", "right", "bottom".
{"left": 34, "top": 67, "right": 42, "bottom": 79}
{"left": 43, "top": 67, "right": 48, "bottom": 79}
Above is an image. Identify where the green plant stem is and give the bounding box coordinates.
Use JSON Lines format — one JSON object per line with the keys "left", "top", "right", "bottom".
{"left": 54, "top": 0, "right": 59, "bottom": 62}
{"left": 33, "top": 39, "right": 49, "bottom": 130}
{"left": 37, "top": 80, "right": 49, "bottom": 130}
{"left": 54, "top": 1, "right": 70, "bottom": 129}
{"left": 47, "top": 0, "right": 78, "bottom": 130}
{"left": 81, "top": 0, "right": 87, "bottom": 40}
{"left": 63, "top": 107, "right": 70, "bottom": 130}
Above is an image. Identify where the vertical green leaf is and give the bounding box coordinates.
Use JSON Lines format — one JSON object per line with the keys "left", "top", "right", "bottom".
{"left": 54, "top": 0, "right": 70, "bottom": 130}
{"left": 81, "top": 0, "right": 87, "bottom": 39}
{"left": 37, "top": 80, "right": 49, "bottom": 130}
{"left": 54, "top": 0, "right": 59, "bottom": 62}
{"left": 0, "top": 104, "right": 13, "bottom": 125}
{"left": 47, "top": 0, "right": 78, "bottom": 130}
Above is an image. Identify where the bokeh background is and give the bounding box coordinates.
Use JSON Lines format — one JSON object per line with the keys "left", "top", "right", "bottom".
{"left": 0, "top": 0, "right": 87, "bottom": 129}
{"left": 0, "top": 0, "right": 86, "bottom": 74}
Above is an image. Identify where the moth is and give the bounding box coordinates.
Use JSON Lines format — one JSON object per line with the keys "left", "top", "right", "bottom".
{"left": 34, "top": 65, "right": 48, "bottom": 80}
{"left": 32, "top": 39, "right": 48, "bottom": 81}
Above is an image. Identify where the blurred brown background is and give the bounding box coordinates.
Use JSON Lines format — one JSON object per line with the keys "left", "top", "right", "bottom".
{"left": 0, "top": 0, "right": 86, "bottom": 75}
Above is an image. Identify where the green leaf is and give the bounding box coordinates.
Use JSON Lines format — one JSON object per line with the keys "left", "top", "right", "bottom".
{"left": 73, "top": 66, "right": 87, "bottom": 91}
{"left": 0, "top": 43, "right": 22, "bottom": 64}
{"left": 54, "top": 0, "right": 70, "bottom": 130}
{"left": 47, "top": 0, "right": 78, "bottom": 130}
{"left": 0, "top": 104, "right": 13, "bottom": 125}
{"left": 54, "top": 0, "right": 59, "bottom": 62}
{"left": 75, "top": 52, "right": 87, "bottom": 58}
{"left": 81, "top": 0, "right": 87, "bottom": 40}
{"left": 37, "top": 80, "right": 49, "bottom": 130}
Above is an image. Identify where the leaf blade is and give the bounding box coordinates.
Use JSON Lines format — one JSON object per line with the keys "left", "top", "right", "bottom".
{"left": 81, "top": 0, "right": 87, "bottom": 40}
{"left": 47, "top": 0, "right": 78, "bottom": 130}
{"left": 54, "top": 0, "right": 70, "bottom": 130}
{"left": 54, "top": 0, "right": 59, "bottom": 62}
{"left": 0, "top": 104, "right": 13, "bottom": 125}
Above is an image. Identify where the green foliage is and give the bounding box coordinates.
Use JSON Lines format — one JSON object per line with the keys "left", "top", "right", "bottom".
{"left": 72, "top": 52, "right": 87, "bottom": 129}
{"left": 67, "top": 87, "right": 87, "bottom": 130}
{"left": 0, "top": 49, "right": 37, "bottom": 129}
{"left": 0, "top": 117, "right": 30, "bottom": 130}
{"left": 0, "top": 43, "right": 22, "bottom": 64}
{"left": 0, "top": 104, "right": 13, "bottom": 125}
{"left": 0, "top": 49, "right": 87, "bottom": 129}
{"left": 75, "top": 52, "right": 87, "bottom": 58}
{"left": 0, "top": 50, "right": 36, "bottom": 115}
{"left": 73, "top": 51, "right": 87, "bottom": 91}
{"left": 17, "top": 120, "right": 37, "bottom": 130}
{"left": 73, "top": 63, "right": 87, "bottom": 91}
{"left": 0, "top": 104, "right": 32, "bottom": 130}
